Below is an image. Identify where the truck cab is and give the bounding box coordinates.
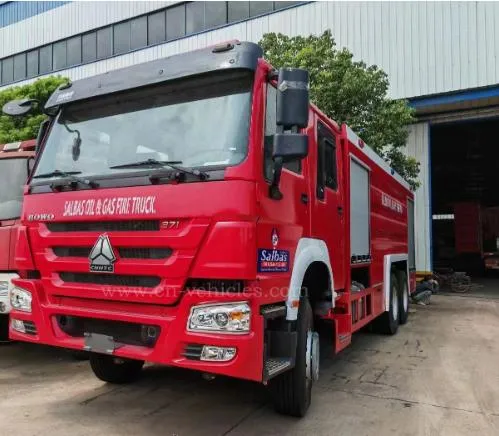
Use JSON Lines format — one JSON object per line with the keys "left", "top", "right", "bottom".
{"left": 0, "top": 140, "right": 35, "bottom": 341}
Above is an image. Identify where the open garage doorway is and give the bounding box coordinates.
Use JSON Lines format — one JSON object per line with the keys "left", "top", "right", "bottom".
{"left": 431, "top": 117, "right": 499, "bottom": 296}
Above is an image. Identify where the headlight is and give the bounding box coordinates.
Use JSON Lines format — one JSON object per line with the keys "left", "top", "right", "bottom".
{"left": 0, "top": 281, "right": 8, "bottom": 297}
{"left": 10, "top": 287, "right": 32, "bottom": 313}
{"left": 188, "top": 302, "right": 250, "bottom": 333}
{"left": 0, "top": 281, "right": 8, "bottom": 313}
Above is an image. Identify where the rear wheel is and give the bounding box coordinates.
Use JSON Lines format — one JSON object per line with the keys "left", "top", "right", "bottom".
{"left": 376, "top": 273, "right": 399, "bottom": 335}
{"left": 396, "top": 270, "right": 409, "bottom": 325}
{"left": 269, "top": 298, "right": 319, "bottom": 417}
{"left": 89, "top": 354, "right": 144, "bottom": 384}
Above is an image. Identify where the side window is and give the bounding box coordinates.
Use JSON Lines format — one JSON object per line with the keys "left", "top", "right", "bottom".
{"left": 317, "top": 122, "right": 337, "bottom": 199}
{"left": 263, "top": 84, "right": 301, "bottom": 181}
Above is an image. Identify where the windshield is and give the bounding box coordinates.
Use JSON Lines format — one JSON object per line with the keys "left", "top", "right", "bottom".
{"left": 34, "top": 71, "right": 253, "bottom": 181}
{"left": 0, "top": 158, "right": 28, "bottom": 220}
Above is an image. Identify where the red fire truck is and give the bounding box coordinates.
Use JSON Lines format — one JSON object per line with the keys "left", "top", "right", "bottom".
{"left": 5, "top": 42, "right": 415, "bottom": 416}
{"left": 0, "top": 140, "right": 35, "bottom": 341}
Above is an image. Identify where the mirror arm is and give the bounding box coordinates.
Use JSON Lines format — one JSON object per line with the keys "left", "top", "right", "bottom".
{"left": 35, "top": 118, "right": 51, "bottom": 153}
{"left": 269, "top": 124, "right": 285, "bottom": 200}
{"left": 269, "top": 156, "right": 284, "bottom": 200}
{"left": 267, "top": 69, "right": 278, "bottom": 81}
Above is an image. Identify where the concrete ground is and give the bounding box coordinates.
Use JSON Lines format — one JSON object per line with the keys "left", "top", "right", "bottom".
{"left": 1, "top": 294, "right": 499, "bottom": 436}
{"left": 438, "top": 276, "right": 499, "bottom": 299}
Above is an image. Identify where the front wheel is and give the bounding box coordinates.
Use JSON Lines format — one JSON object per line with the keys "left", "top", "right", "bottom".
{"left": 90, "top": 353, "right": 144, "bottom": 384}
{"left": 269, "top": 298, "right": 319, "bottom": 417}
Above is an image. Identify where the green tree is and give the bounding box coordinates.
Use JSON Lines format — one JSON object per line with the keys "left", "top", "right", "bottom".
{"left": 259, "top": 31, "right": 420, "bottom": 189}
{"left": 0, "top": 76, "right": 68, "bottom": 144}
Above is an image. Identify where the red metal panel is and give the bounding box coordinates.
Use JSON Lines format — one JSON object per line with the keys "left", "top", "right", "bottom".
{"left": 454, "top": 202, "right": 482, "bottom": 254}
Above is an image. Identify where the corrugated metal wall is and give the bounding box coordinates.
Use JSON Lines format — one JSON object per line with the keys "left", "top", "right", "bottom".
{"left": 405, "top": 123, "right": 431, "bottom": 272}
{"left": 0, "top": 1, "right": 171, "bottom": 59}
{"left": 0, "top": 1, "right": 66, "bottom": 29}
{"left": 2, "top": 1, "right": 499, "bottom": 99}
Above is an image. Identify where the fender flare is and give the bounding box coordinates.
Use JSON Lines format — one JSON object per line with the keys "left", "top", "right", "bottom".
{"left": 286, "top": 238, "right": 334, "bottom": 321}
{"left": 383, "top": 253, "right": 409, "bottom": 311}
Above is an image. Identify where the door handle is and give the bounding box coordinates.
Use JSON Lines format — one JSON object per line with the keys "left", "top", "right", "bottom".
{"left": 337, "top": 206, "right": 343, "bottom": 215}
{"left": 301, "top": 193, "right": 309, "bottom": 204}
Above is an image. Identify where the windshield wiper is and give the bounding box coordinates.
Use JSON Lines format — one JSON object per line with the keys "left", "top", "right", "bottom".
{"left": 32, "top": 169, "right": 99, "bottom": 190}
{"left": 33, "top": 170, "right": 83, "bottom": 179}
{"left": 109, "top": 159, "right": 209, "bottom": 181}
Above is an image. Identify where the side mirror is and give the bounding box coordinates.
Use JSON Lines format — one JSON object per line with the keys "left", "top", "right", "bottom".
{"left": 276, "top": 68, "right": 309, "bottom": 129}
{"left": 269, "top": 68, "right": 310, "bottom": 200}
{"left": 2, "top": 98, "right": 38, "bottom": 116}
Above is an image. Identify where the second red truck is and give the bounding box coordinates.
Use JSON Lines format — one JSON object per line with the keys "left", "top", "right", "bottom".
{"left": 0, "top": 140, "right": 35, "bottom": 341}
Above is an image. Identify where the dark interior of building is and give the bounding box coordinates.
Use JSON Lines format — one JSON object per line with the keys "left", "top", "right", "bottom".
{"left": 431, "top": 117, "right": 499, "bottom": 292}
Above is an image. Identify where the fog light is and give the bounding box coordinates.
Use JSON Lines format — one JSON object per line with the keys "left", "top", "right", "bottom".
{"left": 200, "top": 346, "right": 236, "bottom": 362}
{"left": 11, "top": 319, "right": 26, "bottom": 334}
{"left": 0, "top": 302, "right": 6, "bottom": 313}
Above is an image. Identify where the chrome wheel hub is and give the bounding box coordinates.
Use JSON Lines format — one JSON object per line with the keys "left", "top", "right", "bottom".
{"left": 402, "top": 282, "right": 409, "bottom": 313}
{"left": 392, "top": 288, "right": 399, "bottom": 321}
{"left": 306, "top": 330, "right": 320, "bottom": 382}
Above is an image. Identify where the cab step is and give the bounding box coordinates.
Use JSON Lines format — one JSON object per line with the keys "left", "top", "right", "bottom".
{"left": 260, "top": 304, "right": 286, "bottom": 319}
{"left": 264, "top": 357, "right": 293, "bottom": 380}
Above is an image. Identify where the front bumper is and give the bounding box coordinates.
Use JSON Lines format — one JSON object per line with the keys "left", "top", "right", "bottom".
{"left": 0, "top": 272, "right": 19, "bottom": 315}
{"left": 9, "top": 278, "right": 265, "bottom": 382}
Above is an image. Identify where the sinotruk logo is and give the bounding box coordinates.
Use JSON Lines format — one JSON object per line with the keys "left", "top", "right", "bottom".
{"left": 89, "top": 234, "right": 117, "bottom": 273}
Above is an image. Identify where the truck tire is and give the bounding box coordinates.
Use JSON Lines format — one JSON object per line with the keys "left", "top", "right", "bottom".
{"left": 396, "top": 270, "right": 409, "bottom": 325}
{"left": 90, "top": 354, "right": 144, "bottom": 384}
{"left": 0, "top": 315, "right": 9, "bottom": 343}
{"left": 376, "top": 273, "right": 399, "bottom": 335}
{"left": 269, "top": 298, "right": 318, "bottom": 417}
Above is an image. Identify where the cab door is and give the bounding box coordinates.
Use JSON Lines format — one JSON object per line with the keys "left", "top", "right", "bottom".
{"left": 311, "top": 118, "right": 346, "bottom": 290}
{"left": 256, "top": 82, "right": 311, "bottom": 277}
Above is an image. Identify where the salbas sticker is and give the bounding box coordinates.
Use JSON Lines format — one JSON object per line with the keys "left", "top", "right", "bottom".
{"left": 258, "top": 249, "right": 290, "bottom": 273}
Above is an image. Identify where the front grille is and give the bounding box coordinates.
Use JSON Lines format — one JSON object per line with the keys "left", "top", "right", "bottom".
{"left": 47, "top": 220, "right": 160, "bottom": 232}
{"left": 53, "top": 246, "right": 172, "bottom": 259}
{"left": 59, "top": 272, "right": 160, "bottom": 288}
{"left": 54, "top": 247, "right": 90, "bottom": 257}
{"left": 118, "top": 247, "right": 172, "bottom": 259}
{"left": 183, "top": 344, "right": 203, "bottom": 360}
{"left": 27, "top": 270, "right": 41, "bottom": 279}
{"left": 23, "top": 321, "right": 37, "bottom": 335}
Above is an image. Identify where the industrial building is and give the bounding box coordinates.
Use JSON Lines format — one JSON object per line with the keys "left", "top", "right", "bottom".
{"left": 1, "top": 1, "right": 499, "bottom": 276}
